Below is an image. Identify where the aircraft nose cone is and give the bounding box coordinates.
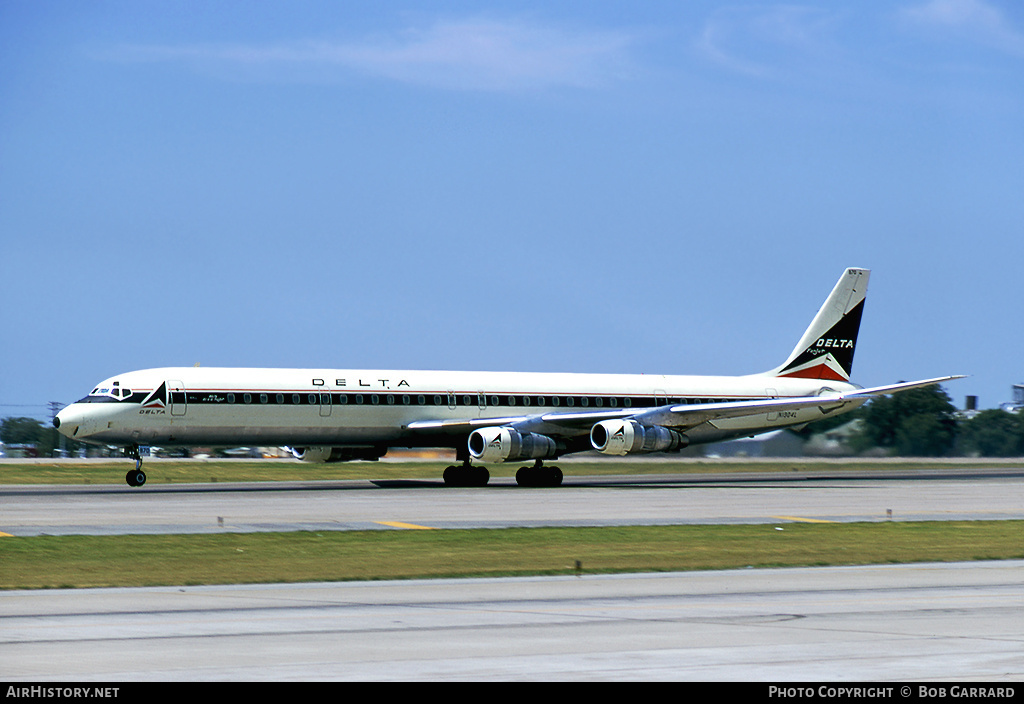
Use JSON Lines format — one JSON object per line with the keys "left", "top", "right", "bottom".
{"left": 54, "top": 408, "right": 73, "bottom": 438}
{"left": 54, "top": 405, "right": 91, "bottom": 440}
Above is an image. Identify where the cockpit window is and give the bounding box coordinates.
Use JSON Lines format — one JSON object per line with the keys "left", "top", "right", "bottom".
{"left": 84, "top": 384, "right": 132, "bottom": 402}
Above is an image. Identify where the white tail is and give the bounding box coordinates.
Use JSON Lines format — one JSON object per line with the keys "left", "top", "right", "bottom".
{"left": 768, "top": 268, "right": 869, "bottom": 382}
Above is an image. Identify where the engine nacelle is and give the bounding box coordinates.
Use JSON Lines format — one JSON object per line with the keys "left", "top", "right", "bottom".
{"left": 590, "top": 419, "right": 688, "bottom": 456}
{"left": 287, "top": 446, "right": 386, "bottom": 463}
{"left": 468, "top": 427, "right": 558, "bottom": 463}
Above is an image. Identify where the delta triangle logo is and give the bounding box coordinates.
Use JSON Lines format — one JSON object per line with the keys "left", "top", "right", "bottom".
{"left": 777, "top": 299, "right": 864, "bottom": 382}
{"left": 141, "top": 382, "right": 167, "bottom": 409}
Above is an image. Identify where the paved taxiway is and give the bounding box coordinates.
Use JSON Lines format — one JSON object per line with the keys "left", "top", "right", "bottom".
{"left": 4, "top": 561, "right": 1023, "bottom": 681}
{"left": 3, "top": 468, "right": 1024, "bottom": 535}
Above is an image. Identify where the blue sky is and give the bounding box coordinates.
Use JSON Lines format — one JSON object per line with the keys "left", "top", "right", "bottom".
{"left": 2, "top": 0, "right": 1022, "bottom": 421}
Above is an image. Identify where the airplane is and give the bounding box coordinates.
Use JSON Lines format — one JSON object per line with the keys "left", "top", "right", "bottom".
{"left": 54, "top": 268, "right": 961, "bottom": 488}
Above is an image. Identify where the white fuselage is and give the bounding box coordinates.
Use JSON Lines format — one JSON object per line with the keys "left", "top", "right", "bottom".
{"left": 55, "top": 366, "right": 859, "bottom": 451}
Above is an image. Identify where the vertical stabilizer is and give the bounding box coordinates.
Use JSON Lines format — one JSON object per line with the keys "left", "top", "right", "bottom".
{"left": 769, "top": 268, "right": 869, "bottom": 382}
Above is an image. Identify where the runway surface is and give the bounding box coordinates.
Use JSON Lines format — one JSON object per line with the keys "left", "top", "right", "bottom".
{"left": 4, "top": 561, "right": 1023, "bottom": 681}
{"left": 4, "top": 469, "right": 1023, "bottom": 680}
{"left": 3, "top": 468, "right": 1024, "bottom": 536}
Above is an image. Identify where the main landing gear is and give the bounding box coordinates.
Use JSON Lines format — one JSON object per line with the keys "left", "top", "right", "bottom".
{"left": 443, "top": 461, "right": 490, "bottom": 487}
{"left": 123, "top": 446, "right": 147, "bottom": 487}
{"left": 515, "top": 460, "right": 563, "bottom": 488}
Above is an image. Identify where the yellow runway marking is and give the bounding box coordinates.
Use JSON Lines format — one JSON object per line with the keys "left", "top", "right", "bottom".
{"left": 771, "top": 516, "right": 837, "bottom": 524}
{"left": 374, "top": 521, "right": 437, "bottom": 530}
{"left": 0, "top": 532, "right": 13, "bottom": 537}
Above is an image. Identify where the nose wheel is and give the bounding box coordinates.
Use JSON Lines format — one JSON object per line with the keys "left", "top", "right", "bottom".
{"left": 123, "top": 446, "right": 147, "bottom": 487}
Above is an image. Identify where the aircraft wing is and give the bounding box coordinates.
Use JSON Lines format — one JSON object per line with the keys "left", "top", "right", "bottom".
{"left": 631, "top": 375, "right": 966, "bottom": 431}
{"left": 405, "top": 375, "right": 964, "bottom": 438}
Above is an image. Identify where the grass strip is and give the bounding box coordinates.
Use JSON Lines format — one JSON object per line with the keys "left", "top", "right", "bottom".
{"left": 2, "top": 521, "right": 1022, "bottom": 590}
{"left": 2, "top": 458, "right": 1020, "bottom": 484}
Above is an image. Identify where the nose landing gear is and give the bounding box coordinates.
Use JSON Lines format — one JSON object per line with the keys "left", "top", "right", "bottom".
{"left": 123, "top": 446, "right": 147, "bottom": 487}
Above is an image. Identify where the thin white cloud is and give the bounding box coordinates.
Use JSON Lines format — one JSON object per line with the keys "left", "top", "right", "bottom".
{"left": 900, "top": 0, "right": 1024, "bottom": 57}
{"left": 111, "top": 18, "right": 637, "bottom": 92}
{"left": 695, "top": 6, "right": 845, "bottom": 79}
{"left": 696, "top": 14, "right": 770, "bottom": 77}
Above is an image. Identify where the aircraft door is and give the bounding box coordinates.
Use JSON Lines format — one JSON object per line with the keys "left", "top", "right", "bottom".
{"left": 766, "top": 388, "right": 779, "bottom": 421}
{"left": 319, "top": 392, "right": 332, "bottom": 417}
{"left": 168, "top": 380, "right": 186, "bottom": 416}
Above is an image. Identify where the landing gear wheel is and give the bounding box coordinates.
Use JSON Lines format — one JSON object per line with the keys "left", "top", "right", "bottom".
{"left": 443, "top": 464, "right": 489, "bottom": 487}
{"left": 515, "top": 463, "right": 562, "bottom": 488}
{"left": 548, "top": 466, "right": 563, "bottom": 487}
{"left": 123, "top": 445, "right": 146, "bottom": 487}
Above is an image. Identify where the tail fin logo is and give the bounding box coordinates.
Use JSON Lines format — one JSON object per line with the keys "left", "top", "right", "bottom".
{"left": 815, "top": 338, "right": 854, "bottom": 350}
{"left": 777, "top": 299, "right": 864, "bottom": 381}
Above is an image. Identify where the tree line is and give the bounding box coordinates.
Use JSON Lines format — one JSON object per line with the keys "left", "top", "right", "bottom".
{"left": 790, "top": 386, "right": 1024, "bottom": 457}
{"left": 0, "top": 417, "right": 85, "bottom": 457}
{"left": 2, "top": 386, "right": 1023, "bottom": 457}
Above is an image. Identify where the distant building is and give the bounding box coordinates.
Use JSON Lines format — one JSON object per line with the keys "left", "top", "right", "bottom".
{"left": 999, "top": 384, "right": 1024, "bottom": 414}
{"left": 1, "top": 443, "right": 39, "bottom": 458}
{"left": 802, "top": 418, "right": 865, "bottom": 457}
{"left": 956, "top": 395, "right": 981, "bottom": 421}
{"left": 705, "top": 429, "right": 805, "bottom": 458}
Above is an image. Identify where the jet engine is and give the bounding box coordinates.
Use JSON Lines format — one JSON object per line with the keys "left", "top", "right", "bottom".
{"left": 590, "top": 419, "right": 688, "bottom": 456}
{"left": 468, "top": 427, "right": 559, "bottom": 463}
{"left": 287, "top": 446, "right": 386, "bottom": 463}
